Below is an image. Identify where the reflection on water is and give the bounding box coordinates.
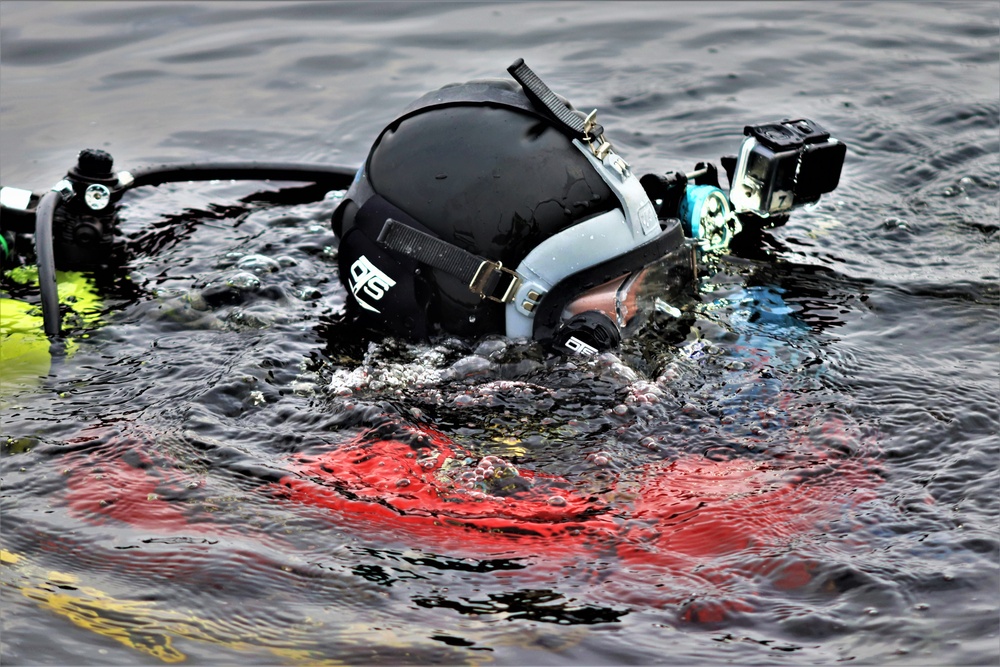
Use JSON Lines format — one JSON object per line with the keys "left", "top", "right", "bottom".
{"left": 1, "top": 1, "right": 997, "bottom": 665}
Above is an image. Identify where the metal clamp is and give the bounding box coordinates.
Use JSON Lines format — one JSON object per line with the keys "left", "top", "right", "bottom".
{"left": 582, "top": 110, "right": 613, "bottom": 159}
{"left": 470, "top": 260, "right": 522, "bottom": 303}
{"left": 52, "top": 179, "right": 75, "bottom": 202}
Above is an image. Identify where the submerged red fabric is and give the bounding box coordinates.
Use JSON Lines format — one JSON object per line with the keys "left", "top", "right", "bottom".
{"left": 63, "top": 422, "right": 880, "bottom": 622}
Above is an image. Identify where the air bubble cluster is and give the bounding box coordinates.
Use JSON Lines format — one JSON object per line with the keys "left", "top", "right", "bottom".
{"left": 585, "top": 451, "right": 613, "bottom": 467}
{"left": 452, "top": 454, "right": 522, "bottom": 500}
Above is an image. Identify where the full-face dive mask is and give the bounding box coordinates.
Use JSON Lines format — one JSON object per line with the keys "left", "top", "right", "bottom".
{"left": 332, "top": 60, "right": 845, "bottom": 354}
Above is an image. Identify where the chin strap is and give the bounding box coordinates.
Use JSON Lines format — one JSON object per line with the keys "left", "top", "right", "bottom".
{"left": 376, "top": 218, "right": 521, "bottom": 304}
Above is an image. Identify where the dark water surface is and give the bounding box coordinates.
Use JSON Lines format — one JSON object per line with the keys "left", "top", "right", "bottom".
{"left": 1, "top": 2, "right": 998, "bottom": 665}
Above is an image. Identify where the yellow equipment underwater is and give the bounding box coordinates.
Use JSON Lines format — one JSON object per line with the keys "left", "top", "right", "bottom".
{"left": 0, "top": 267, "right": 102, "bottom": 395}
{"left": 1, "top": 548, "right": 340, "bottom": 665}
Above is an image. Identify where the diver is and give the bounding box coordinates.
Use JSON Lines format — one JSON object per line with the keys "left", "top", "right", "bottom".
{"left": 329, "top": 59, "right": 845, "bottom": 356}
{"left": 1, "top": 62, "right": 860, "bottom": 630}
{"left": 0, "top": 59, "right": 845, "bottom": 377}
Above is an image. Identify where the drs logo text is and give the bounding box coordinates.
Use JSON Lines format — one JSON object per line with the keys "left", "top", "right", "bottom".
{"left": 349, "top": 255, "right": 396, "bottom": 313}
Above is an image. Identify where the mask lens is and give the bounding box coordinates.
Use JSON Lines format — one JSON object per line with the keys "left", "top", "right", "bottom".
{"left": 563, "top": 274, "right": 633, "bottom": 322}
{"left": 561, "top": 246, "right": 693, "bottom": 344}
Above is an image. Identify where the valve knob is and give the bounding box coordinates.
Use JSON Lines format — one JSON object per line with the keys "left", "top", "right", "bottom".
{"left": 76, "top": 149, "right": 114, "bottom": 177}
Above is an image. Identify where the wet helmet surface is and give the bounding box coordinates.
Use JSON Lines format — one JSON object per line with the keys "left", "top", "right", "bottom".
{"left": 333, "top": 79, "right": 619, "bottom": 339}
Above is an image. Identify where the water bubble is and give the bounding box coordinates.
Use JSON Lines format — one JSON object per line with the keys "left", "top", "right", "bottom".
{"left": 236, "top": 254, "right": 281, "bottom": 273}
{"left": 395, "top": 478, "right": 411, "bottom": 488}
{"left": 450, "top": 355, "right": 492, "bottom": 378}
{"left": 474, "top": 338, "right": 507, "bottom": 358}
{"left": 227, "top": 308, "right": 270, "bottom": 328}
{"left": 547, "top": 495, "right": 567, "bottom": 507}
{"left": 183, "top": 291, "right": 209, "bottom": 310}
{"left": 226, "top": 272, "right": 261, "bottom": 291}
{"left": 216, "top": 250, "right": 245, "bottom": 268}
{"left": 586, "top": 451, "right": 611, "bottom": 466}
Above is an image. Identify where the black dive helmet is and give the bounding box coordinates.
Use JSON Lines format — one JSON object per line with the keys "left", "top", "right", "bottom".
{"left": 333, "top": 59, "right": 687, "bottom": 352}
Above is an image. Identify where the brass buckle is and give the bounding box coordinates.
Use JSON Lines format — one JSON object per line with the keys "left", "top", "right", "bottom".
{"left": 470, "top": 260, "right": 522, "bottom": 303}
{"left": 582, "top": 109, "right": 613, "bottom": 159}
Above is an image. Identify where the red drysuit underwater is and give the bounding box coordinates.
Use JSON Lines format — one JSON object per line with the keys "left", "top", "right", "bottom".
{"left": 63, "top": 412, "right": 881, "bottom": 624}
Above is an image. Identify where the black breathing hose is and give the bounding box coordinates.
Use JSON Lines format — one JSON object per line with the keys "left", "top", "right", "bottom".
{"left": 11, "top": 161, "right": 358, "bottom": 339}
{"left": 33, "top": 190, "right": 62, "bottom": 338}
{"left": 127, "top": 162, "right": 357, "bottom": 189}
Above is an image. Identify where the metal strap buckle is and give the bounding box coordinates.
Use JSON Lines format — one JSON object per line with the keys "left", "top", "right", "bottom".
{"left": 470, "top": 260, "right": 522, "bottom": 303}
{"left": 582, "top": 110, "right": 613, "bottom": 159}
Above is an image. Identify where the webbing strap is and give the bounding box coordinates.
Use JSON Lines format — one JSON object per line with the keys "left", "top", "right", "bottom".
{"left": 377, "top": 218, "right": 521, "bottom": 303}
{"left": 507, "top": 58, "right": 610, "bottom": 158}
{"left": 507, "top": 58, "right": 588, "bottom": 137}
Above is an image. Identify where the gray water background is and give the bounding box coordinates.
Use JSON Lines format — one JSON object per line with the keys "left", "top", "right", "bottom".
{"left": 1, "top": 2, "right": 998, "bottom": 665}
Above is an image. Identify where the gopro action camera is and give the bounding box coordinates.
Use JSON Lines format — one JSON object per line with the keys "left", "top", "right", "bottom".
{"left": 728, "top": 118, "right": 846, "bottom": 218}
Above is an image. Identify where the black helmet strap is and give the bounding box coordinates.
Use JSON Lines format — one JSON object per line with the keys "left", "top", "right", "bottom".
{"left": 377, "top": 218, "right": 521, "bottom": 304}
{"left": 387, "top": 59, "right": 604, "bottom": 145}
{"left": 506, "top": 58, "right": 610, "bottom": 156}
{"left": 507, "top": 59, "right": 596, "bottom": 140}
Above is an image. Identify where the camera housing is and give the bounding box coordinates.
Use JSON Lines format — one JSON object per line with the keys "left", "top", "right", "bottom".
{"left": 728, "top": 118, "right": 846, "bottom": 218}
